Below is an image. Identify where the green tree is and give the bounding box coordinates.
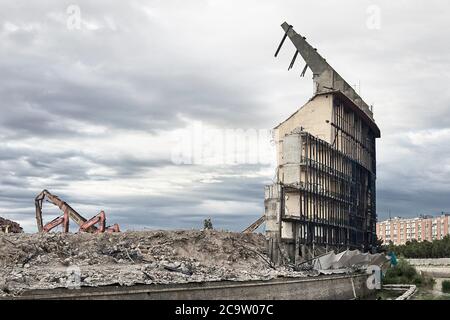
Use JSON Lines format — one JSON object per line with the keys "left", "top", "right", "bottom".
{"left": 383, "top": 237, "right": 450, "bottom": 259}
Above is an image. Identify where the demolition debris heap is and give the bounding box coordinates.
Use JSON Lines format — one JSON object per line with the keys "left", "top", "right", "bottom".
{"left": 0, "top": 230, "right": 310, "bottom": 296}
{"left": 265, "top": 22, "right": 381, "bottom": 264}
{"left": 0, "top": 217, "right": 23, "bottom": 234}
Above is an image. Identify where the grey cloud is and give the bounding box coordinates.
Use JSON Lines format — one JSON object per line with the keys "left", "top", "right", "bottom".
{"left": 1, "top": 0, "right": 450, "bottom": 231}
{"left": 0, "top": 164, "right": 270, "bottom": 232}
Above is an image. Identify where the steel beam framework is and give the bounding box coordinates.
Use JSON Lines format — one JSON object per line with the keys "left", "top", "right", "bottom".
{"left": 281, "top": 128, "right": 376, "bottom": 253}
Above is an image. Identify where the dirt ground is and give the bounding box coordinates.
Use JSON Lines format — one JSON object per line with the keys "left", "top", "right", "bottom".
{"left": 0, "top": 230, "right": 311, "bottom": 296}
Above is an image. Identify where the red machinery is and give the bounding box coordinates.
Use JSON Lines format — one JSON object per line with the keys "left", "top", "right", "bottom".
{"left": 35, "top": 189, "right": 120, "bottom": 233}
{"left": 79, "top": 211, "right": 120, "bottom": 234}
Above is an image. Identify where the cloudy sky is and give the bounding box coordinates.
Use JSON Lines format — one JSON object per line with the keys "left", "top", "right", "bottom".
{"left": 1, "top": 0, "right": 450, "bottom": 232}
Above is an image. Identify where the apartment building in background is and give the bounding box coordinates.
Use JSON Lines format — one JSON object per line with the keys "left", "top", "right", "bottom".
{"left": 376, "top": 214, "right": 450, "bottom": 245}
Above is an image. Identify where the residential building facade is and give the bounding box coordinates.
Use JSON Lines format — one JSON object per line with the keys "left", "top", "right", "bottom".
{"left": 376, "top": 214, "right": 450, "bottom": 245}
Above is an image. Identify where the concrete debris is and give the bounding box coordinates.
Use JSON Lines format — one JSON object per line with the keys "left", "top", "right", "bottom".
{"left": 0, "top": 230, "right": 313, "bottom": 297}
{"left": 0, "top": 217, "right": 23, "bottom": 234}
{"left": 310, "top": 249, "right": 390, "bottom": 274}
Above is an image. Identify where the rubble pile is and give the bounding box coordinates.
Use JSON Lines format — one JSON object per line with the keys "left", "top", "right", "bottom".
{"left": 0, "top": 217, "right": 23, "bottom": 234}
{"left": 0, "top": 230, "right": 311, "bottom": 296}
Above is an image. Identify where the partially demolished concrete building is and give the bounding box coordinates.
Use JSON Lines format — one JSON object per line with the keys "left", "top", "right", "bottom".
{"left": 266, "top": 22, "right": 381, "bottom": 264}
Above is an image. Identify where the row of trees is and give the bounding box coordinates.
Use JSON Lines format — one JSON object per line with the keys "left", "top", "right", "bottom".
{"left": 382, "top": 235, "right": 450, "bottom": 258}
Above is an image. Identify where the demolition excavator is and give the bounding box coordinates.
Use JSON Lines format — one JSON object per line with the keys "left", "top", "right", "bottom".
{"left": 35, "top": 189, "right": 120, "bottom": 233}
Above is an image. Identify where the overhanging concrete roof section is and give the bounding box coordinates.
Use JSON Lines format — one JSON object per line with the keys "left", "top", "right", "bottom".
{"left": 274, "top": 91, "right": 381, "bottom": 138}
{"left": 280, "top": 22, "right": 375, "bottom": 123}
{"left": 317, "top": 91, "right": 381, "bottom": 138}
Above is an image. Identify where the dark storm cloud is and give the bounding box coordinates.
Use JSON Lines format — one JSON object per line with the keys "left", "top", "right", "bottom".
{"left": 377, "top": 129, "right": 450, "bottom": 219}
{"left": 0, "top": 142, "right": 170, "bottom": 183}
{"left": 94, "top": 174, "right": 267, "bottom": 231}
{"left": 1, "top": 0, "right": 450, "bottom": 231}
{"left": 0, "top": 1, "right": 272, "bottom": 141}
{"left": 0, "top": 67, "right": 268, "bottom": 138}
{"left": 0, "top": 165, "right": 269, "bottom": 232}
{"left": 56, "top": 167, "right": 269, "bottom": 209}
{"left": 377, "top": 189, "right": 450, "bottom": 218}
{"left": 89, "top": 156, "right": 173, "bottom": 177}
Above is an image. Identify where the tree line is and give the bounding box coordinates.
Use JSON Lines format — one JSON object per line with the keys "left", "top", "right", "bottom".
{"left": 381, "top": 235, "right": 450, "bottom": 258}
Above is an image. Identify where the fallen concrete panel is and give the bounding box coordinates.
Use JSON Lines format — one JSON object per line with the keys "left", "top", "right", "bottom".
{"left": 312, "top": 249, "right": 389, "bottom": 272}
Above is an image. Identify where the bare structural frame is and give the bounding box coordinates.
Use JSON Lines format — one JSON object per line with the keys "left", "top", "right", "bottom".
{"left": 266, "top": 22, "right": 381, "bottom": 264}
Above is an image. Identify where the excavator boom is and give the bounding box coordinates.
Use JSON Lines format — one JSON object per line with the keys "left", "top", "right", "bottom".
{"left": 35, "top": 189, "right": 119, "bottom": 234}
{"left": 42, "top": 212, "right": 69, "bottom": 233}
{"left": 35, "top": 189, "right": 90, "bottom": 232}
{"left": 79, "top": 210, "right": 106, "bottom": 233}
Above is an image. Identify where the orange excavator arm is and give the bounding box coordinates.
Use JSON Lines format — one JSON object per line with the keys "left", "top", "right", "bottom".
{"left": 42, "top": 211, "right": 69, "bottom": 233}
{"left": 79, "top": 211, "right": 121, "bottom": 234}
{"left": 35, "top": 189, "right": 119, "bottom": 234}
{"left": 79, "top": 210, "right": 106, "bottom": 233}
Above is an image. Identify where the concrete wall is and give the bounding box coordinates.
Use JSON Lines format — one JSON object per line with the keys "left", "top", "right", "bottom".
{"left": 407, "top": 258, "right": 450, "bottom": 266}
{"left": 264, "top": 184, "right": 281, "bottom": 234}
{"left": 13, "top": 274, "right": 373, "bottom": 300}
{"left": 415, "top": 266, "right": 450, "bottom": 278}
{"left": 275, "top": 94, "right": 333, "bottom": 165}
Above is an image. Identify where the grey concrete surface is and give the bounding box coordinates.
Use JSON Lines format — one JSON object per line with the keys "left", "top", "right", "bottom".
{"left": 5, "top": 273, "right": 372, "bottom": 300}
